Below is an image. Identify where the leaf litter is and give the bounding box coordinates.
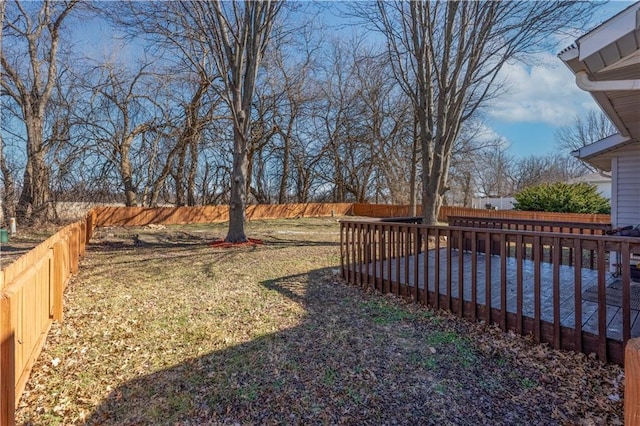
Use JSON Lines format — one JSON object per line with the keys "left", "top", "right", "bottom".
{"left": 15, "top": 218, "right": 624, "bottom": 425}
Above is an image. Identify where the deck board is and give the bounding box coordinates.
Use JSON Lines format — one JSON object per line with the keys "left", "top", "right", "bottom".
{"left": 366, "top": 248, "right": 639, "bottom": 341}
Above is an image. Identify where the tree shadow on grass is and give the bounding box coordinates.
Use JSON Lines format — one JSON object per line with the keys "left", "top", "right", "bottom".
{"left": 86, "top": 237, "right": 339, "bottom": 271}
{"left": 262, "top": 236, "right": 341, "bottom": 248}
{"left": 61, "top": 271, "right": 580, "bottom": 425}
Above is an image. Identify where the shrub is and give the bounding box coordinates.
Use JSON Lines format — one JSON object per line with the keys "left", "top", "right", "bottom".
{"left": 512, "top": 182, "right": 610, "bottom": 214}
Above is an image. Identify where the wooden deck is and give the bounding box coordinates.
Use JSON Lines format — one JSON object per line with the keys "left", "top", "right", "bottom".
{"left": 366, "top": 248, "right": 640, "bottom": 341}
{"left": 341, "top": 220, "right": 640, "bottom": 364}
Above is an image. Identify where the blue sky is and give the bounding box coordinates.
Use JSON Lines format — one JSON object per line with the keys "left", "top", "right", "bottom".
{"left": 67, "top": 1, "right": 635, "bottom": 161}
{"left": 484, "top": 1, "right": 636, "bottom": 158}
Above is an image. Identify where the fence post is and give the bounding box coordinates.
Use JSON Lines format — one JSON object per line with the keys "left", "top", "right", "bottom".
{"left": 0, "top": 286, "right": 16, "bottom": 426}
{"left": 626, "top": 338, "right": 640, "bottom": 425}
{"left": 52, "top": 241, "right": 64, "bottom": 322}
{"left": 85, "top": 212, "right": 92, "bottom": 243}
{"left": 70, "top": 227, "right": 79, "bottom": 274}
{"left": 87, "top": 209, "right": 97, "bottom": 242}
{"left": 79, "top": 221, "right": 86, "bottom": 257}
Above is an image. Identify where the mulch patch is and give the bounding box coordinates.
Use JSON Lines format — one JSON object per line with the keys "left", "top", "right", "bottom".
{"left": 210, "top": 238, "right": 264, "bottom": 249}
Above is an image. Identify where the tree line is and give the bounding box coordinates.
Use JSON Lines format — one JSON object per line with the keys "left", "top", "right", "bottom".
{"left": 1, "top": 1, "right": 607, "bottom": 240}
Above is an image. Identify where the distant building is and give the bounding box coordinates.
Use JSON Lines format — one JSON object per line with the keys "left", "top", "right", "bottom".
{"left": 567, "top": 172, "right": 612, "bottom": 200}
{"left": 471, "top": 197, "right": 516, "bottom": 210}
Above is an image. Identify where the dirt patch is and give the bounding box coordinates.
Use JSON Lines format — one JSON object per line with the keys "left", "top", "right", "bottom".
{"left": 15, "top": 218, "right": 624, "bottom": 424}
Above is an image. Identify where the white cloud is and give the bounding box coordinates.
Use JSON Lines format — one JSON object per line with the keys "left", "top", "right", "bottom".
{"left": 466, "top": 121, "right": 511, "bottom": 149}
{"left": 487, "top": 52, "right": 598, "bottom": 127}
{"left": 474, "top": 122, "right": 502, "bottom": 142}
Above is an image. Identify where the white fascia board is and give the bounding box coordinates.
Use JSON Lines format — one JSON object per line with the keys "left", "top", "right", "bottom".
{"left": 571, "top": 133, "right": 632, "bottom": 159}
{"left": 577, "top": 4, "right": 640, "bottom": 61}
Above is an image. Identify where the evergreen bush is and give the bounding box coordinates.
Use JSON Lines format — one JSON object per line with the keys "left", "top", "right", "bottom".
{"left": 512, "top": 182, "right": 610, "bottom": 214}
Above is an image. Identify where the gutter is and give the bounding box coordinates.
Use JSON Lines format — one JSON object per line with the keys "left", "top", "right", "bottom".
{"left": 576, "top": 70, "right": 640, "bottom": 91}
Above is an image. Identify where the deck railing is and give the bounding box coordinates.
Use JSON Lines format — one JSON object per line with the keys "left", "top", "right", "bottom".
{"left": 448, "top": 216, "right": 612, "bottom": 270}
{"left": 448, "top": 216, "right": 611, "bottom": 234}
{"left": 351, "top": 203, "right": 611, "bottom": 223}
{"left": 340, "top": 219, "right": 640, "bottom": 365}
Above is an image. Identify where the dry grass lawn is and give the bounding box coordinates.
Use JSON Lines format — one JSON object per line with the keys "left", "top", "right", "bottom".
{"left": 16, "top": 218, "right": 624, "bottom": 425}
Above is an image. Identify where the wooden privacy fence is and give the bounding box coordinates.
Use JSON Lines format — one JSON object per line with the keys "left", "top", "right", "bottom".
{"left": 351, "top": 203, "right": 611, "bottom": 224}
{"left": 351, "top": 203, "right": 423, "bottom": 219}
{"left": 93, "top": 202, "right": 353, "bottom": 227}
{"left": 0, "top": 213, "right": 95, "bottom": 425}
{"left": 340, "top": 219, "right": 640, "bottom": 365}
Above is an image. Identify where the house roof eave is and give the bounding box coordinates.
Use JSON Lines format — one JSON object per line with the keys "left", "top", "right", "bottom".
{"left": 576, "top": 3, "right": 640, "bottom": 61}
{"left": 558, "top": 2, "right": 640, "bottom": 140}
{"left": 571, "top": 133, "right": 634, "bottom": 172}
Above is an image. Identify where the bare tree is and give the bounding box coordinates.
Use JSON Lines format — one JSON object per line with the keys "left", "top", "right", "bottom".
{"left": 448, "top": 122, "right": 505, "bottom": 206}
{"left": 84, "top": 61, "right": 163, "bottom": 206}
{"left": 0, "top": 1, "right": 16, "bottom": 223}
{"left": 354, "top": 1, "right": 595, "bottom": 224}
{"left": 555, "top": 110, "right": 617, "bottom": 174}
{"left": 511, "top": 154, "right": 583, "bottom": 193}
{"left": 99, "top": 1, "right": 227, "bottom": 207}
{"left": 178, "top": 1, "right": 283, "bottom": 242}
{"left": 308, "top": 38, "right": 389, "bottom": 204}
{"left": 254, "top": 22, "right": 320, "bottom": 204}
{"left": 1, "top": 0, "right": 78, "bottom": 223}
{"left": 473, "top": 147, "right": 514, "bottom": 198}
{"left": 147, "top": 72, "right": 221, "bottom": 207}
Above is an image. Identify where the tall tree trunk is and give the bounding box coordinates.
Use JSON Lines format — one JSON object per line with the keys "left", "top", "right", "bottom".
{"left": 187, "top": 139, "right": 198, "bottom": 206}
{"left": 175, "top": 143, "right": 187, "bottom": 206}
{"left": 201, "top": 162, "right": 211, "bottom": 205}
{"left": 245, "top": 145, "right": 254, "bottom": 205}
{"left": 278, "top": 141, "right": 290, "bottom": 204}
{"left": 409, "top": 116, "right": 419, "bottom": 216}
{"left": 119, "top": 133, "right": 138, "bottom": 207}
{"left": 0, "top": 136, "right": 16, "bottom": 223}
{"left": 120, "top": 156, "right": 137, "bottom": 207}
{"left": 184, "top": 0, "right": 282, "bottom": 241}
{"left": 226, "top": 125, "right": 249, "bottom": 242}
{"left": 17, "top": 121, "right": 51, "bottom": 223}
{"left": 277, "top": 122, "right": 293, "bottom": 204}
{"left": 1, "top": 0, "right": 77, "bottom": 224}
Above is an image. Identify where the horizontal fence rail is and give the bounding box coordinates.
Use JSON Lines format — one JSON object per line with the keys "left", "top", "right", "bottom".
{"left": 340, "top": 219, "right": 640, "bottom": 365}
{"left": 448, "top": 216, "right": 612, "bottom": 270}
{"left": 438, "top": 206, "right": 611, "bottom": 224}
{"left": 351, "top": 203, "right": 611, "bottom": 224}
{"left": 448, "top": 216, "right": 611, "bottom": 235}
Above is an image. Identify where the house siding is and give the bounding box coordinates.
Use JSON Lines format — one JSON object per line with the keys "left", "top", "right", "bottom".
{"left": 614, "top": 146, "right": 640, "bottom": 227}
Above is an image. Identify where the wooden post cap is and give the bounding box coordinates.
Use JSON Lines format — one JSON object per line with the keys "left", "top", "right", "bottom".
{"left": 626, "top": 338, "right": 640, "bottom": 425}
